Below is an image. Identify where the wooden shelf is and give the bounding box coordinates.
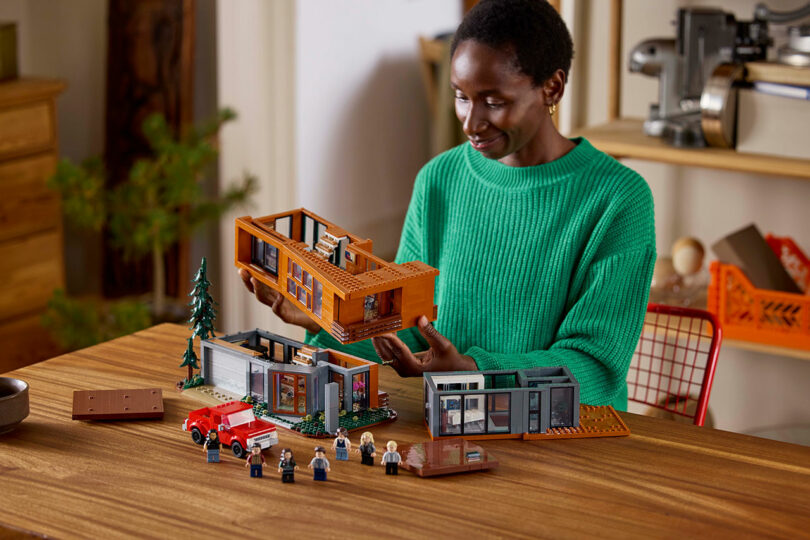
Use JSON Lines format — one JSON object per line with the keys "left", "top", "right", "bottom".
{"left": 574, "top": 118, "right": 810, "bottom": 180}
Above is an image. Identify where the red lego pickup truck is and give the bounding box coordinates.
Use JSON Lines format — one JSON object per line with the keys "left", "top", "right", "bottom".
{"left": 183, "top": 401, "right": 278, "bottom": 458}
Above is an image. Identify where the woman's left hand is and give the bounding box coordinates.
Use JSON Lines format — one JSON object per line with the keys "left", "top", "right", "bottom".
{"left": 371, "top": 316, "right": 477, "bottom": 377}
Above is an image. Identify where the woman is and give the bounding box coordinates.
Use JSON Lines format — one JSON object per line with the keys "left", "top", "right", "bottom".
{"left": 240, "top": 0, "right": 655, "bottom": 410}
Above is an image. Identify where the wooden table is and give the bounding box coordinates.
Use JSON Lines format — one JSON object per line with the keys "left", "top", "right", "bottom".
{"left": 1, "top": 324, "right": 809, "bottom": 538}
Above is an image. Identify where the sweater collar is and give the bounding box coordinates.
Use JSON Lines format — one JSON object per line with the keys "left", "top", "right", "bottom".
{"left": 464, "top": 137, "right": 597, "bottom": 189}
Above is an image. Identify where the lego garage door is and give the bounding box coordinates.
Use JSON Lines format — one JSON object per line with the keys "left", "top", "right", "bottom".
{"left": 208, "top": 350, "right": 247, "bottom": 397}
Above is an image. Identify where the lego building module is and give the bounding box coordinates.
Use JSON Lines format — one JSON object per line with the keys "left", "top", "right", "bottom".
{"left": 422, "top": 367, "right": 630, "bottom": 441}
{"left": 196, "top": 328, "right": 396, "bottom": 437}
{"left": 234, "top": 208, "right": 438, "bottom": 344}
{"left": 183, "top": 400, "right": 279, "bottom": 458}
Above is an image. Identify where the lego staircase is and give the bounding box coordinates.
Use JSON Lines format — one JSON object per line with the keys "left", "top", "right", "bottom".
{"left": 292, "top": 345, "right": 317, "bottom": 366}
{"left": 314, "top": 232, "right": 348, "bottom": 267}
{"left": 315, "top": 233, "right": 339, "bottom": 259}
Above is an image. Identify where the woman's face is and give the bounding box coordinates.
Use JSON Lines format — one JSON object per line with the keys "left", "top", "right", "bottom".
{"left": 451, "top": 39, "right": 552, "bottom": 167}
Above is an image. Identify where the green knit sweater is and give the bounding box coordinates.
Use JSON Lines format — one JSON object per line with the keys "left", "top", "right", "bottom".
{"left": 307, "top": 138, "right": 656, "bottom": 410}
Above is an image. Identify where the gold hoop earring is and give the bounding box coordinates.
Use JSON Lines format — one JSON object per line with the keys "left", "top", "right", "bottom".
{"left": 548, "top": 103, "right": 557, "bottom": 116}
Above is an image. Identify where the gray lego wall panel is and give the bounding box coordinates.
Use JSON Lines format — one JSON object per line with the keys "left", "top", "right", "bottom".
{"left": 313, "top": 365, "right": 328, "bottom": 411}
{"left": 540, "top": 388, "right": 551, "bottom": 433}
{"left": 324, "top": 382, "right": 339, "bottom": 434}
{"left": 510, "top": 390, "right": 525, "bottom": 435}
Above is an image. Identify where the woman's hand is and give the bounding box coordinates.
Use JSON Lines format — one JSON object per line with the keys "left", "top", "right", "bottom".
{"left": 238, "top": 268, "right": 321, "bottom": 334}
{"left": 372, "top": 316, "right": 477, "bottom": 377}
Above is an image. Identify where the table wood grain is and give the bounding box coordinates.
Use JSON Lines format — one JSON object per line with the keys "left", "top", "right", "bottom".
{"left": 1, "top": 324, "right": 809, "bottom": 539}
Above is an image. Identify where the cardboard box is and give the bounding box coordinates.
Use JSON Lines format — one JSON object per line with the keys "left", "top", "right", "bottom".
{"left": 736, "top": 87, "right": 810, "bottom": 160}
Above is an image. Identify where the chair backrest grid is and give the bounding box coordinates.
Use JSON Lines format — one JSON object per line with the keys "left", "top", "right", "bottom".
{"left": 628, "top": 304, "right": 722, "bottom": 426}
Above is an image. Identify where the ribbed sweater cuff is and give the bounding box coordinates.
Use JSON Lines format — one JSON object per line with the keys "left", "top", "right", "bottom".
{"left": 466, "top": 346, "right": 503, "bottom": 371}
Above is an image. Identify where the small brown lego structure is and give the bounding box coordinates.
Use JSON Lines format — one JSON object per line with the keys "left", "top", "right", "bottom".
{"left": 72, "top": 388, "right": 164, "bottom": 420}
{"left": 398, "top": 438, "right": 498, "bottom": 477}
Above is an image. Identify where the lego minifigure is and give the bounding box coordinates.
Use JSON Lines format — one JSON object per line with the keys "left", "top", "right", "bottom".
{"left": 355, "top": 431, "right": 376, "bottom": 466}
{"left": 202, "top": 429, "right": 220, "bottom": 463}
{"left": 308, "top": 446, "right": 331, "bottom": 481}
{"left": 245, "top": 443, "right": 266, "bottom": 478}
{"left": 277, "top": 448, "right": 299, "bottom": 483}
{"left": 381, "top": 440, "right": 401, "bottom": 475}
{"left": 332, "top": 427, "right": 351, "bottom": 461}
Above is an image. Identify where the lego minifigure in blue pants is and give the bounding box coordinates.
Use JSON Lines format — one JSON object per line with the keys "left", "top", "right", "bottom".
{"left": 332, "top": 427, "right": 351, "bottom": 461}
{"left": 309, "top": 446, "right": 331, "bottom": 481}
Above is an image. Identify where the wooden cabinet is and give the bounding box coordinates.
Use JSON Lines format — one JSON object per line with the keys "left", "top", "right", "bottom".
{"left": 0, "top": 78, "right": 66, "bottom": 373}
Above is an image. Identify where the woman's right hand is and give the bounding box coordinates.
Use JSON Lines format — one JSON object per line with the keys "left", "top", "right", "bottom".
{"left": 238, "top": 268, "right": 321, "bottom": 333}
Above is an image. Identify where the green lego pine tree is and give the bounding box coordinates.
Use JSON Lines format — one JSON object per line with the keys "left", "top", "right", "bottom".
{"left": 189, "top": 256, "right": 216, "bottom": 340}
{"left": 179, "top": 337, "right": 200, "bottom": 385}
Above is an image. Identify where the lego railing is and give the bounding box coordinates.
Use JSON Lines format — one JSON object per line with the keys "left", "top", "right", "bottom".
{"left": 331, "top": 314, "right": 403, "bottom": 343}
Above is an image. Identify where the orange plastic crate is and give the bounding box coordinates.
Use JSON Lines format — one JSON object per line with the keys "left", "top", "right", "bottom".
{"left": 708, "top": 245, "right": 810, "bottom": 350}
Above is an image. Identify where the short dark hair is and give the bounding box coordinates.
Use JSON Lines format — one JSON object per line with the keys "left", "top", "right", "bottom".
{"left": 450, "top": 0, "right": 574, "bottom": 86}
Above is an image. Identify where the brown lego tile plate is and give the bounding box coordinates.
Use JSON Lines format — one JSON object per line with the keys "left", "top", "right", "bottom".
{"left": 398, "top": 438, "right": 499, "bottom": 477}
{"left": 72, "top": 388, "right": 164, "bottom": 420}
{"left": 522, "top": 404, "right": 630, "bottom": 440}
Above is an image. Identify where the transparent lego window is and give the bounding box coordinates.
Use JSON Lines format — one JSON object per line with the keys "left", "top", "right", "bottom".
{"left": 297, "top": 286, "right": 308, "bottom": 307}
{"left": 528, "top": 391, "right": 541, "bottom": 433}
{"left": 440, "top": 396, "right": 462, "bottom": 435}
{"left": 313, "top": 279, "right": 323, "bottom": 317}
{"left": 292, "top": 262, "right": 302, "bottom": 281}
{"left": 250, "top": 363, "right": 264, "bottom": 403}
{"left": 252, "top": 237, "right": 264, "bottom": 266}
{"left": 550, "top": 387, "right": 574, "bottom": 428}
{"left": 275, "top": 215, "right": 292, "bottom": 238}
{"left": 303, "top": 215, "right": 315, "bottom": 249}
{"left": 463, "top": 394, "right": 485, "bottom": 434}
{"left": 485, "top": 374, "right": 517, "bottom": 389}
{"left": 302, "top": 270, "right": 312, "bottom": 290}
{"left": 287, "top": 278, "right": 296, "bottom": 296}
{"left": 224, "top": 409, "right": 255, "bottom": 428}
{"left": 264, "top": 244, "right": 278, "bottom": 276}
{"left": 487, "top": 393, "right": 510, "bottom": 433}
{"left": 352, "top": 372, "right": 369, "bottom": 411}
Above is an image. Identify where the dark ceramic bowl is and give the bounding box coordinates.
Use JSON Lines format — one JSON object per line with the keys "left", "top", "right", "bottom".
{"left": 0, "top": 377, "right": 29, "bottom": 434}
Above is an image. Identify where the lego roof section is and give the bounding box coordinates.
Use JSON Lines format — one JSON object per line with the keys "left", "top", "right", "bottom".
{"left": 239, "top": 209, "right": 438, "bottom": 300}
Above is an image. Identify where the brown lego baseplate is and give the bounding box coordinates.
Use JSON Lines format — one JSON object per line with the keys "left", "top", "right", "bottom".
{"left": 522, "top": 404, "right": 630, "bottom": 440}
{"left": 398, "top": 438, "right": 499, "bottom": 477}
{"left": 72, "top": 388, "right": 164, "bottom": 420}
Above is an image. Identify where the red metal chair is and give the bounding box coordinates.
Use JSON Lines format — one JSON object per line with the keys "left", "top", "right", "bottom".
{"left": 628, "top": 303, "right": 722, "bottom": 426}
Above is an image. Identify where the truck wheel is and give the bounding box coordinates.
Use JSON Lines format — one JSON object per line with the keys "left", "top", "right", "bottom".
{"left": 231, "top": 441, "right": 245, "bottom": 459}
{"left": 191, "top": 427, "right": 204, "bottom": 445}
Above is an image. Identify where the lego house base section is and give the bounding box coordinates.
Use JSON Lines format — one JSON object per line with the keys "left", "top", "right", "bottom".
{"left": 263, "top": 408, "right": 398, "bottom": 439}
{"left": 426, "top": 405, "right": 630, "bottom": 442}
{"left": 521, "top": 405, "right": 630, "bottom": 440}
{"left": 181, "top": 385, "right": 397, "bottom": 439}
